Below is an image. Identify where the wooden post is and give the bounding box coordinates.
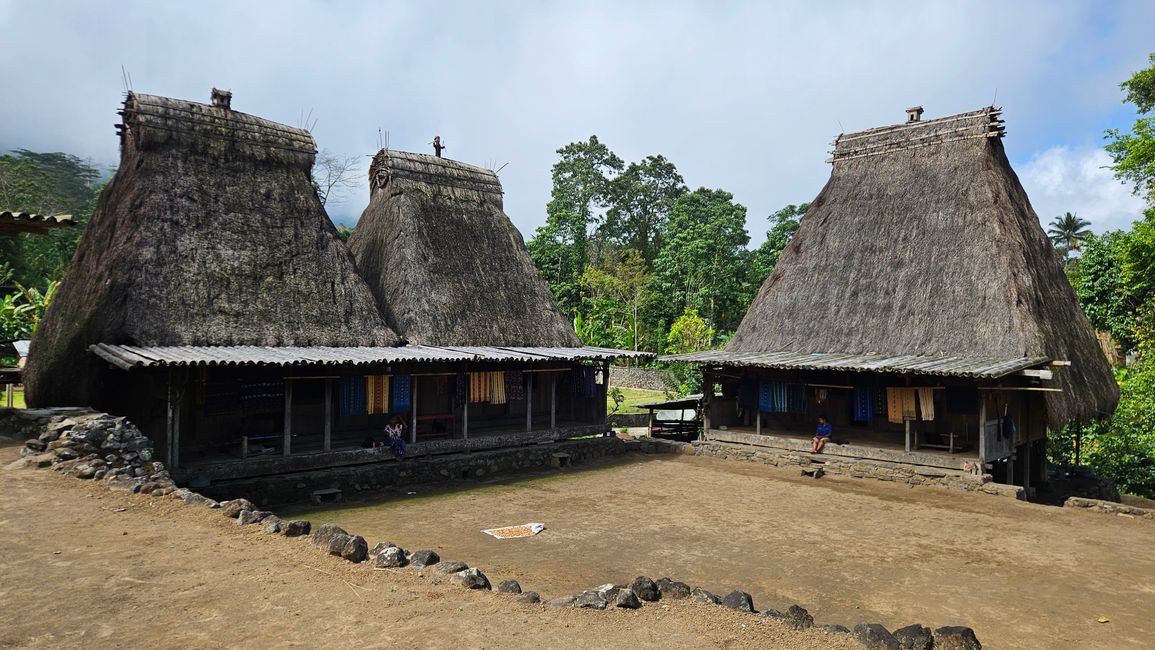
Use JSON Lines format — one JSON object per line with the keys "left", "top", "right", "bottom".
{"left": 550, "top": 374, "right": 557, "bottom": 431}
{"left": 410, "top": 377, "right": 418, "bottom": 444}
{"left": 5, "top": 384, "right": 12, "bottom": 407}
{"left": 904, "top": 419, "right": 911, "bottom": 453}
{"left": 165, "top": 371, "right": 175, "bottom": 467}
{"left": 755, "top": 409, "right": 761, "bottom": 435}
{"left": 702, "top": 372, "right": 714, "bottom": 432}
{"left": 283, "top": 380, "right": 293, "bottom": 456}
{"left": 323, "top": 379, "right": 332, "bottom": 452}
{"left": 601, "top": 361, "right": 610, "bottom": 423}
{"left": 648, "top": 408, "right": 655, "bottom": 436}
{"left": 526, "top": 372, "right": 534, "bottom": 432}
{"left": 978, "top": 396, "right": 987, "bottom": 465}
{"left": 463, "top": 392, "right": 469, "bottom": 439}
{"left": 172, "top": 387, "right": 181, "bottom": 469}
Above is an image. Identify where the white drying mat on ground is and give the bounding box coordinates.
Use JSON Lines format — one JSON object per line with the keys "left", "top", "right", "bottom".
{"left": 482, "top": 523, "right": 545, "bottom": 539}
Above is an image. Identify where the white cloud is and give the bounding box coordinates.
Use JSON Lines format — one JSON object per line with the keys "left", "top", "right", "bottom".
{"left": 1018, "top": 146, "right": 1147, "bottom": 233}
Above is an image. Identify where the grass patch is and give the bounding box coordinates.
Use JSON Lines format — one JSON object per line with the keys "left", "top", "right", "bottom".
{"left": 609, "top": 386, "right": 667, "bottom": 414}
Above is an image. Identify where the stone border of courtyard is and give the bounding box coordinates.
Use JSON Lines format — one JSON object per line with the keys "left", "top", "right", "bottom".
{"left": 0, "top": 407, "right": 1014, "bottom": 649}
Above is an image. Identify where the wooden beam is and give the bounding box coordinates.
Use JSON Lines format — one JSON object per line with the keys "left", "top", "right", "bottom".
{"left": 1048, "top": 360, "right": 1072, "bottom": 367}
{"left": 904, "top": 419, "right": 911, "bottom": 453}
{"left": 283, "top": 380, "right": 293, "bottom": 457}
{"left": 410, "top": 378, "right": 418, "bottom": 444}
{"left": 978, "top": 387, "right": 1062, "bottom": 393}
{"left": 1017, "top": 369, "right": 1054, "bottom": 380}
{"left": 323, "top": 379, "right": 332, "bottom": 452}
{"left": 550, "top": 374, "right": 557, "bottom": 431}
{"left": 526, "top": 372, "right": 534, "bottom": 433}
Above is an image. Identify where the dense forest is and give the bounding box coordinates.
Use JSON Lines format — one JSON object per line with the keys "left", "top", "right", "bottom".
{"left": 2, "top": 54, "right": 1154, "bottom": 496}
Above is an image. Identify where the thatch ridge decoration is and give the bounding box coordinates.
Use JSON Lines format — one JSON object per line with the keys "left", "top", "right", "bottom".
{"left": 350, "top": 149, "right": 580, "bottom": 348}
{"left": 118, "top": 93, "right": 317, "bottom": 169}
{"left": 26, "top": 90, "right": 397, "bottom": 407}
{"left": 829, "top": 107, "right": 1004, "bottom": 163}
{"left": 729, "top": 106, "right": 1117, "bottom": 428}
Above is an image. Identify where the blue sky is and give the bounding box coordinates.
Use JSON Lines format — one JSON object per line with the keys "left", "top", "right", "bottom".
{"left": 0, "top": 0, "right": 1150, "bottom": 237}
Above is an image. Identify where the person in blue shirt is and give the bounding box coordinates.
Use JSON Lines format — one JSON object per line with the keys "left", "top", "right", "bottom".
{"left": 812, "top": 416, "right": 832, "bottom": 453}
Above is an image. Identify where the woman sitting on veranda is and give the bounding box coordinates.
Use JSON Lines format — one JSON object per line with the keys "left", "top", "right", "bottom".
{"left": 384, "top": 415, "right": 407, "bottom": 459}
{"left": 811, "top": 416, "right": 832, "bottom": 454}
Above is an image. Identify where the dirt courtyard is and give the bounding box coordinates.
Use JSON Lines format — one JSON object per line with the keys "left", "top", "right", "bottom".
{"left": 3, "top": 444, "right": 1153, "bottom": 649}
{"left": 282, "top": 452, "right": 1155, "bottom": 649}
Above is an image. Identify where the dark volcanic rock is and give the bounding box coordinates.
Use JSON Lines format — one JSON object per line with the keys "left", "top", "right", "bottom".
{"left": 573, "top": 590, "right": 608, "bottom": 610}
{"left": 515, "top": 591, "right": 541, "bottom": 604}
{"left": 497, "top": 579, "right": 522, "bottom": 594}
{"left": 220, "top": 499, "right": 256, "bottom": 518}
{"left": 656, "top": 577, "right": 691, "bottom": 600}
{"left": 721, "top": 590, "right": 754, "bottom": 613}
{"left": 409, "top": 549, "right": 440, "bottom": 568}
{"left": 340, "top": 535, "right": 369, "bottom": 563}
{"left": 933, "top": 626, "right": 982, "bottom": 650}
{"left": 282, "top": 520, "right": 311, "bottom": 537}
{"left": 435, "top": 560, "right": 470, "bottom": 575}
{"left": 374, "top": 546, "right": 408, "bottom": 568}
{"left": 449, "top": 568, "right": 492, "bottom": 590}
{"left": 853, "top": 623, "right": 900, "bottom": 650}
{"left": 786, "top": 604, "right": 814, "bottom": 630}
{"left": 311, "top": 523, "right": 349, "bottom": 548}
{"left": 691, "top": 587, "right": 721, "bottom": 605}
{"left": 179, "top": 490, "right": 217, "bottom": 508}
{"left": 237, "top": 510, "right": 274, "bottom": 525}
{"left": 548, "top": 595, "right": 577, "bottom": 608}
{"left": 615, "top": 589, "right": 642, "bottom": 609}
{"left": 265, "top": 519, "right": 283, "bottom": 534}
{"left": 369, "top": 542, "right": 396, "bottom": 558}
{"left": 822, "top": 624, "right": 851, "bottom": 634}
{"left": 630, "top": 576, "right": 660, "bottom": 602}
{"left": 893, "top": 624, "right": 934, "bottom": 650}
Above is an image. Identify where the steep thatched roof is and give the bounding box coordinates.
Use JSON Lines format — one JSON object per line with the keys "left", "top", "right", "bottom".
{"left": 347, "top": 150, "right": 580, "bottom": 347}
{"left": 728, "top": 106, "right": 1118, "bottom": 427}
{"left": 25, "top": 91, "right": 397, "bottom": 407}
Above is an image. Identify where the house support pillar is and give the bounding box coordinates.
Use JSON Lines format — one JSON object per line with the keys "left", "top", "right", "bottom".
{"left": 411, "top": 377, "right": 418, "bottom": 444}
{"left": 283, "top": 380, "right": 293, "bottom": 456}
{"left": 904, "top": 419, "right": 911, "bottom": 453}
{"left": 550, "top": 374, "right": 557, "bottom": 432}
{"left": 463, "top": 377, "right": 470, "bottom": 439}
{"left": 526, "top": 373, "right": 534, "bottom": 433}
{"left": 323, "top": 379, "right": 332, "bottom": 452}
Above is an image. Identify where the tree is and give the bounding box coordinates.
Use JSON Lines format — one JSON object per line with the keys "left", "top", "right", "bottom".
{"left": 647, "top": 188, "right": 751, "bottom": 334}
{"left": 312, "top": 150, "right": 361, "bottom": 207}
{"left": 751, "top": 202, "right": 809, "bottom": 282}
{"left": 1074, "top": 232, "right": 1139, "bottom": 351}
{"left": 0, "top": 150, "right": 105, "bottom": 291}
{"left": 601, "top": 155, "right": 687, "bottom": 264}
{"left": 528, "top": 136, "right": 623, "bottom": 315}
{"left": 1106, "top": 53, "right": 1155, "bottom": 205}
{"left": 1047, "top": 211, "right": 1092, "bottom": 264}
{"left": 576, "top": 248, "right": 649, "bottom": 351}
{"left": 664, "top": 308, "right": 714, "bottom": 354}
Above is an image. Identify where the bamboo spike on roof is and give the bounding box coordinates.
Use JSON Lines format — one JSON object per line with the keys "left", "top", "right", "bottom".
{"left": 25, "top": 90, "right": 398, "bottom": 408}
{"left": 728, "top": 106, "right": 1118, "bottom": 428}
{"left": 348, "top": 149, "right": 581, "bottom": 347}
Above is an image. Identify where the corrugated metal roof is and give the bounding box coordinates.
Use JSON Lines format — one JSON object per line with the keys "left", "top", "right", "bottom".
{"left": 658, "top": 350, "right": 1050, "bottom": 379}
{"left": 89, "top": 343, "right": 653, "bottom": 370}
{"left": 0, "top": 211, "right": 74, "bottom": 236}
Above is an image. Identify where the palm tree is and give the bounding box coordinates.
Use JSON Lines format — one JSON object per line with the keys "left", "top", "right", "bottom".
{"left": 1048, "top": 212, "right": 1092, "bottom": 253}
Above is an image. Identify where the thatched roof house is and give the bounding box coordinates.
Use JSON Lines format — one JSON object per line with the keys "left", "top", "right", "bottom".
{"left": 25, "top": 91, "right": 396, "bottom": 407}
{"left": 725, "top": 106, "right": 1117, "bottom": 428}
{"left": 348, "top": 150, "right": 580, "bottom": 347}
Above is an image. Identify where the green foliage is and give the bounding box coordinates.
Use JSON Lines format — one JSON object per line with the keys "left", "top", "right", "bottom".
{"left": 1047, "top": 211, "right": 1091, "bottom": 265}
{"left": 607, "top": 386, "right": 625, "bottom": 415}
{"left": 527, "top": 136, "right": 623, "bottom": 315}
{"left": 601, "top": 155, "right": 687, "bottom": 263}
{"left": 0, "top": 149, "right": 105, "bottom": 291}
{"left": 0, "top": 273, "right": 58, "bottom": 343}
{"left": 1106, "top": 53, "right": 1155, "bottom": 204}
{"left": 1073, "top": 232, "right": 1139, "bottom": 350}
{"left": 751, "top": 202, "right": 809, "bottom": 282}
{"left": 1052, "top": 363, "right": 1155, "bottom": 499}
{"left": 648, "top": 189, "right": 752, "bottom": 333}
{"left": 334, "top": 224, "right": 354, "bottom": 242}
{"left": 664, "top": 308, "right": 714, "bottom": 354}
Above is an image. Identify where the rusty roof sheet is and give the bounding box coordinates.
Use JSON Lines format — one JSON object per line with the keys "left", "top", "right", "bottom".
{"left": 0, "top": 211, "right": 74, "bottom": 236}
{"left": 89, "top": 343, "right": 652, "bottom": 370}
{"left": 659, "top": 350, "right": 1049, "bottom": 379}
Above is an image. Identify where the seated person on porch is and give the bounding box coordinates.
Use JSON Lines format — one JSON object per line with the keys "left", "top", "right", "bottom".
{"left": 385, "top": 415, "right": 407, "bottom": 459}
{"left": 811, "top": 416, "right": 832, "bottom": 453}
